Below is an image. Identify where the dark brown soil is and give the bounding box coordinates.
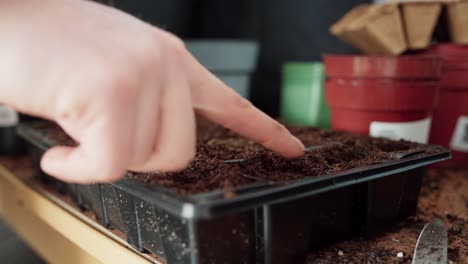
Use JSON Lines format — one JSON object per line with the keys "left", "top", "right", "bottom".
{"left": 129, "top": 119, "right": 443, "bottom": 195}
{"left": 305, "top": 169, "right": 468, "bottom": 264}
{"left": 25, "top": 119, "right": 445, "bottom": 195}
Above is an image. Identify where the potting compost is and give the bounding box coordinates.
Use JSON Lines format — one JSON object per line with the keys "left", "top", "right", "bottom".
{"left": 19, "top": 119, "right": 444, "bottom": 195}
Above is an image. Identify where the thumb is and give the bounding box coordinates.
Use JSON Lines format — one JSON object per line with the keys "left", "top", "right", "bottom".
{"left": 40, "top": 146, "right": 122, "bottom": 184}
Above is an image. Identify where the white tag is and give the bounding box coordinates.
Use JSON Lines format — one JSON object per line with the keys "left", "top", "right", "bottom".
{"left": 370, "top": 117, "right": 432, "bottom": 144}
{"left": 450, "top": 116, "right": 468, "bottom": 152}
{"left": 0, "top": 105, "right": 18, "bottom": 126}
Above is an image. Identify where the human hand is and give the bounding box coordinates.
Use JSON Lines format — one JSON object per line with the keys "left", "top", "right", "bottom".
{"left": 0, "top": 0, "right": 304, "bottom": 183}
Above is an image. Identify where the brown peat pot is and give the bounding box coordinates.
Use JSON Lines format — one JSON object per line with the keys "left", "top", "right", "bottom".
{"left": 324, "top": 55, "right": 442, "bottom": 143}
{"left": 427, "top": 44, "right": 468, "bottom": 168}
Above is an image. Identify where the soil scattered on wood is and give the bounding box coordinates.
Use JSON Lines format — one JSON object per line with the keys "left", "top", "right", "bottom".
{"left": 305, "top": 169, "right": 467, "bottom": 264}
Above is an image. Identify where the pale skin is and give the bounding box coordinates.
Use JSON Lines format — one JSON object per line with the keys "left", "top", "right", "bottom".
{"left": 0, "top": 0, "right": 305, "bottom": 183}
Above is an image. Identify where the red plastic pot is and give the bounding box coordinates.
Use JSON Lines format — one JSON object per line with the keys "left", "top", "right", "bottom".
{"left": 428, "top": 45, "right": 468, "bottom": 167}
{"left": 428, "top": 43, "right": 468, "bottom": 57}
{"left": 441, "top": 69, "right": 468, "bottom": 88}
{"left": 429, "top": 88, "right": 468, "bottom": 168}
{"left": 324, "top": 55, "right": 442, "bottom": 80}
{"left": 425, "top": 44, "right": 468, "bottom": 70}
{"left": 326, "top": 79, "right": 439, "bottom": 142}
{"left": 443, "top": 60, "right": 468, "bottom": 71}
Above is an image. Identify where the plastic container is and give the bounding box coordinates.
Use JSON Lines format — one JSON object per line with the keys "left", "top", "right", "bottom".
{"left": 326, "top": 79, "right": 438, "bottom": 143}
{"left": 0, "top": 105, "right": 25, "bottom": 156}
{"left": 441, "top": 67, "right": 468, "bottom": 87}
{"left": 324, "top": 55, "right": 442, "bottom": 80}
{"left": 0, "top": 126, "right": 23, "bottom": 155}
{"left": 16, "top": 122, "right": 450, "bottom": 264}
{"left": 186, "top": 40, "right": 259, "bottom": 99}
{"left": 426, "top": 44, "right": 468, "bottom": 168}
{"left": 280, "top": 63, "right": 331, "bottom": 128}
{"left": 325, "top": 54, "right": 442, "bottom": 143}
{"left": 428, "top": 43, "right": 468, "bottom": 57}
{"left": 429, "top": 89, "right": 468, "bottom": 168}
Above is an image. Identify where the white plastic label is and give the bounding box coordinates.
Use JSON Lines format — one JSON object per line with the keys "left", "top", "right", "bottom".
{"left": 0, "top": 105, "right": 19, "bottom": 126}
{"left": 450, "top": 116, "right": 468, "bottom": 152}
{"left": 370, "top": 117, "right": 432, "bottom": 144}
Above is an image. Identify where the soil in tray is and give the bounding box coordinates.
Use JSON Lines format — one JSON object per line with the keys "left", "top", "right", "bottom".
{"left": 305, "top": 169, "right": 468, "bottom": 264}
{"left": 28, "top": 119, "right": 444, "bottom": 195}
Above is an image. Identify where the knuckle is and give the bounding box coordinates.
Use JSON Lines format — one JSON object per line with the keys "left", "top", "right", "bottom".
{"left": 165, "top": 32, "right": 186, "bottom": 50}
{"left": 272, "top": 122, "right": 288, "bottom": 134}
{"left": 230, "top": 94, "right": 253, "bottom": 109}
{"left": 95, "top": 67, "right": 120, "bottom": 91}
{"left": 258, "top": 136, "right": 276, "bottom": 149}
{"left": 92, "top": 60, "right": 134, "bottom": 97}
{"left": 54, "top": 93, "right": 86, "bottom": 123}
{"left": 137, "top": 39, "right": 162, "bottom": 73}
{"left": 163, "top": 34, "right": 186, "bottom": 60}
{"left": 258, "top": 123, "right": 288, "bottom": 147}
{"left": 101, "top": 76, "right": 137, "bottom": 108}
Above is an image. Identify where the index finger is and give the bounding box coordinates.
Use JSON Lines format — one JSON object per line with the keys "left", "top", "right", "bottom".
{"left": 183, "top": 51, "right": 305, "bottom": 158}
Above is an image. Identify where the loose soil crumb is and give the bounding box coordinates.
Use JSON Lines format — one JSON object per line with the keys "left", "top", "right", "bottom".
{"left": 305, "top": 169, "right": 468, "bottom": 264}
{"left": 23, "top": 119, "right": 445, "bottom": 195}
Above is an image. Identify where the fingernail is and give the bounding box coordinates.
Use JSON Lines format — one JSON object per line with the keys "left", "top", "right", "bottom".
{"left": 291, "top": 135, "right": 305, "bottom": 153}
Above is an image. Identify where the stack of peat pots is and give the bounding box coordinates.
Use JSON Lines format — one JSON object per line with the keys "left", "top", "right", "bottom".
{"left": 428, "top": 44, "right": 468, "bottom": 168}
{"left": 324, "top": 55, "right": 442, "bottom": 144}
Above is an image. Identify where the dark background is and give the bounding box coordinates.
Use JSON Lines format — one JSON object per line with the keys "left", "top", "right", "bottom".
{"left": 99, "top": 0, "right": 369, "bottom": 116}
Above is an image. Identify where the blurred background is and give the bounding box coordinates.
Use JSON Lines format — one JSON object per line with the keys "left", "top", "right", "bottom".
{"left": 95, "top": 0, "right": 368, "bottom": 117}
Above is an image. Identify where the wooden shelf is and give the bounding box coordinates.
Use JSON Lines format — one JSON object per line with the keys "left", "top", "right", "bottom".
{"left": 0, "top": 164, "right": 158, "bottom": 264}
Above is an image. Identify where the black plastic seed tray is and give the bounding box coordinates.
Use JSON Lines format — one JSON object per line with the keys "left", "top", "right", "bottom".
{"left": 16, "top": 123, "right": 450, "bottom": 264}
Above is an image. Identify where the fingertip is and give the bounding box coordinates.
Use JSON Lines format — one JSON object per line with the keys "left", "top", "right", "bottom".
{"left": 41, "top": 146, "right": 125, "bottom": 183}
{"left": 290, "top": 135, "right": 306, "bottom": 157}
{"left": 277, "top": 135, "right": 305, "bottom": 159}
{"left": 40, "top": 146, "right": 75, "bottom": 181}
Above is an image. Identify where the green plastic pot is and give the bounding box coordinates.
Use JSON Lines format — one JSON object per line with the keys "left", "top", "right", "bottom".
{"left": 281, "top": 63, "right": 331, "bottom": 128}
